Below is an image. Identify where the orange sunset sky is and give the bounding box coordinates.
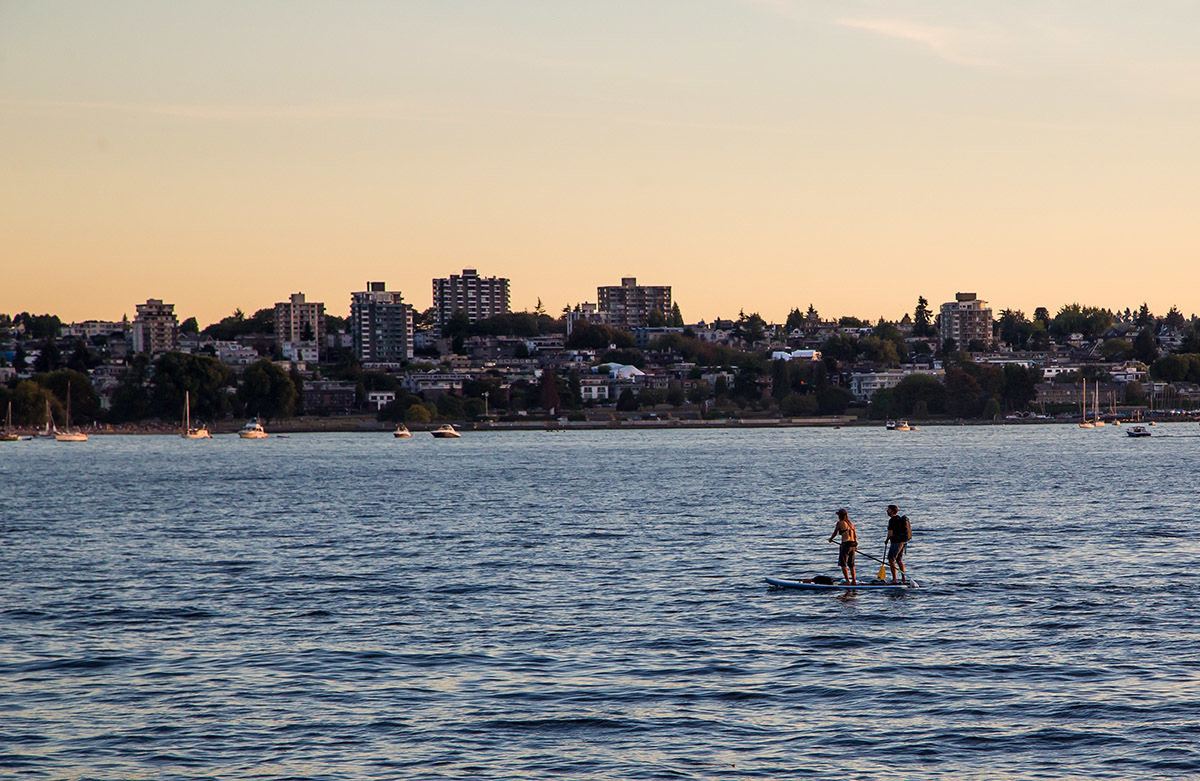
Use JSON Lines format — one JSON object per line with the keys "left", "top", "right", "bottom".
{"left": 3, "top": 1, "right": 1199, "bottom": 326}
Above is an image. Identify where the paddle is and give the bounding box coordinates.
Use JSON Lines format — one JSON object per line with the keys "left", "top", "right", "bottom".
{"left": 852, "top": 547, "right": 919, "bottom": 588}
{"left": 877, "top": 542, "right": 887, "bottom": 581}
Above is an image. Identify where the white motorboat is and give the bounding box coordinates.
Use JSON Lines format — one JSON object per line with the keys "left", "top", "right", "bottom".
{"left": 239, "top": 419, "right": 268, "bottom": 439}
{"left": 393, "top": 425, "right": 412, "bottom": 439}
{"left": 430, "top": 424, "right": 461, "bottom": 439}
{"left": 181, "top": 392, "right": 212, "bottom": 439}
{"left": 1126, "top": 425, "right": 1151, "bottom": 438}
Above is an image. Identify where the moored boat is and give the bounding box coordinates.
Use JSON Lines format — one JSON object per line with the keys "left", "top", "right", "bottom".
{"left": 239, "top": 419, "right": 268, "bottom": 439}
{"left": 0, "top": 402, "right": 19, "bottom": 442}
{"left": 54, "top": 382, "right": 88, "bottom": 442}
{"left": 181, "top": 391, "right": 212, "bottom": 439}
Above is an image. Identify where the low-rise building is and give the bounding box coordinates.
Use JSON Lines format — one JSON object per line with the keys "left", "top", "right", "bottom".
{"left": 848, "top": 369, "right": 945, "bottom": 402}
{"left": 303, "top": 380, "right": 357, "bottom": 414}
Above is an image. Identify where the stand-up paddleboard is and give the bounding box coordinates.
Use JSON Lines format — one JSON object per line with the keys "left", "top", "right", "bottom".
{"left": 764, "top": 577, "right": 917, "bottom": 591}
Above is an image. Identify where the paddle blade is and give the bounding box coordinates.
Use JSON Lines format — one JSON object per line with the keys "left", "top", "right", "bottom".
{"left": 877, "top": 562, "right": 887, "bottom": 580}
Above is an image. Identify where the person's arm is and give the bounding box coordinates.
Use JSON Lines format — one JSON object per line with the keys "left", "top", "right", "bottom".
{"left": 828, "top": 521, "right": 840, "bottom": 543}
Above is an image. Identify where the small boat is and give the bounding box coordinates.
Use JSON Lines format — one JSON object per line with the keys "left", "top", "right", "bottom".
{"left": 1079, "top": 378, "right": 1094, "bottom": 428}
{"left": 181, "top": 391, "right": 212, "bottom": 439}
{"left": 54, "top": 382, "right": 88, "bottom": 442}
{"left": 430, "top": 424, "right": 461, "bottom": 439}
{"left": 885, "top": 420, "right": 897, "bottom": 430}
{"left": 765, "top": 577, "right": 917, "bottom": 591}
{"left": 894, "top": 420, "right": 912, "bottom": 431}
{"left": 393, "top": 425, "right": 412, "bottom": 439}
{"left": 238, "top": 419, "right": 269, "bottom": 439}
{"left": 0, "top": 402, "right": 19, "bottom": 442}
{"left": 1126, "top": 425, "right": 1151, "bottom": 438}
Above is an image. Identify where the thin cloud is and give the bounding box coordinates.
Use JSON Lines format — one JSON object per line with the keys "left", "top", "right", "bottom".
{"left": 836, "top": 17, "right": 1001, "bottom": 69}
{"left": 0, "top": 99, "right": 413, "bottom": 120}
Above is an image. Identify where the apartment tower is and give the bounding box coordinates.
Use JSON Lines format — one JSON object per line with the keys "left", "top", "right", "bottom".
{"left": 350, "top": 282, "right": 414, "bottom": 363}
{"left": 432, "top": 268, "right": 511, "bottom": 327}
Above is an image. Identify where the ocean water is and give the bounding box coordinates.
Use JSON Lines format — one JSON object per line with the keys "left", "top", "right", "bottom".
{"left": 2, "top": 424, "right": 1198, "bottom": 780}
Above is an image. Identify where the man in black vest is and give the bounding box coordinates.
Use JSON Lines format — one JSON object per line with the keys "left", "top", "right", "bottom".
{"left": 885, "top": 504, "right": 911, "bottom": 584}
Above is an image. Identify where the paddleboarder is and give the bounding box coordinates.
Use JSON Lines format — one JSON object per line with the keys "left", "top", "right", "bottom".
{"left": 828, "top": 508, "right": 858, "bottom": 585}
{"left": 885, "top": 504, "right": 911, "bottom": 584}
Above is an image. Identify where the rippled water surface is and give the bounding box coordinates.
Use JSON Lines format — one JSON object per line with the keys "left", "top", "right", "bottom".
{"left": 2, "top": 425, "right": 1199, "bottom": 780}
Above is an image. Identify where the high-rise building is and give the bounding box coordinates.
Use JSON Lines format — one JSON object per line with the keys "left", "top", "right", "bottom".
{"left": 433, "top": 268, "right": 510, "bottom": 326}
{"left": 131, "top": 299, "right": 179, "bottom": 355}
{"left": 274, "top": 292, "right": 326, "bottom": 355}
{"left": 597, "top": 278, "right": 671, "bottom": 331}
{"left": 939, "top": 292, "right": 993, "bottom": 349}
{"left": 350, "top": 282, "right": 414, "bottom": 363}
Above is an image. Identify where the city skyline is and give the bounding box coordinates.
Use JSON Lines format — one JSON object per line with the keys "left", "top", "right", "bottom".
{"left": 4, "top": 2, "right": 1200, "bottom": 324}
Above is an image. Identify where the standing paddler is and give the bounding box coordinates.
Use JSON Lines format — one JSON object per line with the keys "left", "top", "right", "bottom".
{"left": 828, "top": 508, "right": 858, "bottom": 585}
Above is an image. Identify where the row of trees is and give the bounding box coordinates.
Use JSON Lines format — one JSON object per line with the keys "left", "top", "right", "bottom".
{"left": 869, "top": 362, "right": 1043, "bottom": 421}
{"left": 0, "top": 354, "right": 299, "bottom": 427}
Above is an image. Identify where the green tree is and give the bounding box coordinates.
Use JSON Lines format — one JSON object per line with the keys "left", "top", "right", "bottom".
{"left": 1001, "top": 364, "right": 1042, "bottom": 412}
{"left": 893, "top": 374, "right": 946, "bottom": 415}
{"left": 669, "top": 302, "right": 685, "bottom": 328}
{"left": 1133, "top": 328, "right": 1159, "bottom": 364}
{"left": 666, "top": 386, "right": 685, "bottom": 407}
{"left": 616, "top": 388, "right": 639, "bottom": 411}
{"left": 8, "top": 379, "right": 61, "bottom": 426}
{"left": 816, "top": 387, "right": 852, "bottom": 415}
{"left": 982, "top": 398, "right": 1002, "bottom": 420}
{"left": 732, "top": 311, "right": 767, "bottom": 344}
{"left": 1099, "top": 338, "right": 1133, "bottom": 361}
{"left": 108, "top": 355, "right": 153, "bottom": 422}
{"left": 783, "top": 392, "right": 820, "bottom": 416}
{"left": 180, "top": 317, "right": 199, "bottom": 335}
{"left": 239, "top": 359, "right": 297, "bottom": 421}
{"left": 1151, "top": 354, "right": 1190, "bottom": 382}
{"left": 1164, "top": 305, "right": 1186, "bottom": 330}
{"left": 785, "top": 308, "right": 805, "bottom": 333}
{"left": 539, "top": 368, "right": 561, "bottom": 412}
{"left": 405, "top": 403, "right": 432, "bottom": 423}
{"left": 771, "top": 359, "right": 790, "bottom": 401}
{"left": 36, "top": 369, "right": 100, "bottom": 424}
{"left": 647, "top": 308, "right": 668, "bottom": 327}
{"left": 151, "top": 352, "right": 234, "bottom": 421}
{"left": 913, "top": 297, "right": 933, "bottom": 338}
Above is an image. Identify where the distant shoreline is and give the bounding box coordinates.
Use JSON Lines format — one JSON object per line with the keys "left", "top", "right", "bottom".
{"left": 8, "top": 413, "right": 1195, "bottom": 436}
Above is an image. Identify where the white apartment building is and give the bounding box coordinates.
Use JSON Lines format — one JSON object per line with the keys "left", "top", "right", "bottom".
{"left": 939, "top": 293, "right": 993, "bottom": 349}
{"left": 131, "top": 299, "right": 179, "bottom": 355}
{"left": 849, "top": 369, "right": 945, "bottom": 402}
{"left": 433, "top": 269, "right": 510, "bottom": 326}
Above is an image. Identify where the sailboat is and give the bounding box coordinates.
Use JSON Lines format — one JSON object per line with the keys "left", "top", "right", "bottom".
{"left": 54, "top": 382, "right": 88, "bottom": 441}
{"left": 1, "top": 401, "right": 21, "bottom": 442}
{"left": 1092, "top": 382, "right": 1105, "bottom": 427}
{"left": 181, "top": 391, "right": 212, "bottom": 439}
{"left": 1078, "top": 377, "right": 1095, "bottom": 428}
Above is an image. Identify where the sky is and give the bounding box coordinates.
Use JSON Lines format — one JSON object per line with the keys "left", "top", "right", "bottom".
{"left": 3, "top": 1, "right": 1200, "bottom": 326}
